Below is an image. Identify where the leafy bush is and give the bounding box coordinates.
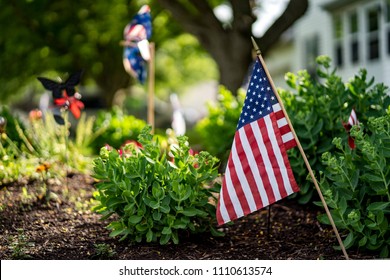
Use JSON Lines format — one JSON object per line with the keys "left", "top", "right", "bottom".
{"left": 318, "top": 111, "right": 390, "bottom": 257}
{"left": 195, "top": 86, "right": 245, "bottom": 170}
{"left": 92, "top": 106, "right": 147, "bottom": 152}
{"left": 92, "top": 126, "right": 221, "bottom": 245}
{"left": 280, "top": 56, "right": 390, "bottom": 203}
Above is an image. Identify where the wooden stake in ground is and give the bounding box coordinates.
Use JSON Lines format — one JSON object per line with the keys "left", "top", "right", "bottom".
{"left": 147, "top": 42, "right": 155, "bottom": 134}
{"left": 251, "top": 37, "right": 349, "bottom": 260}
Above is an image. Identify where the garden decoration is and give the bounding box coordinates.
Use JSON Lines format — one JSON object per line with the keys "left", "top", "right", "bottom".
{"left": 121, "top": 5, "right": 152, "bottom": 83}
{"left": 216, "top": 37, "right": 349, "bottom": 259}
{"left": 342, "top": 108, "right": 359, "bottom": 149}
{"left": 37, "top": 71, "right": 85, "bottom": 188}
{"left": 121, "top": 5, "right": 155, "bottom": 133}
{"left": 37, "top": 70, "right": 84, "bottom": 125}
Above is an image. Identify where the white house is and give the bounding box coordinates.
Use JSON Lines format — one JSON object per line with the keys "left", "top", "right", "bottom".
{"left": 265, "top": 0, "right": 390, "bottom": 89}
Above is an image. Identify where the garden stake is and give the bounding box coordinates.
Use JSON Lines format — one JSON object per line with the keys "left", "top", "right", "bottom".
{"left": 121, "top": 5, "right": 154, "bottom": 133}
{"left": 267, "top": 205, "right": 272, "bottom": 238}
{"left": 251, "top": 37, "right": 350, "bottom": 260}
{"left": 147, "top": 42, "right": 155, "bottom": 134}
{"left": 63, "top": 111, "right": 69, "bottom": 190}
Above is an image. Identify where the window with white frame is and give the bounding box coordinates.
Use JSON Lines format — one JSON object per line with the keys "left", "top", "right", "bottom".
{"left": 330, "top": 0, "right": 390, "bottom": 68}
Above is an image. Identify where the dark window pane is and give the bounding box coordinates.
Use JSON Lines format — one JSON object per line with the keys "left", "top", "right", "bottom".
{"left": 351, "top": 40, "right": 359, "bottom": 63}
{"left": 387, "top": 0, "right": 390, "bottom": 22}
{"left": 368, "top": 37, "right": 380, "bottom": 60}
{"left": 387, "top": 29, "right": 390, "bottom": 54}
{"left": 333, "top": 16, "right": 343, "bottom": 38}
{"left": 335, "top": 44, "right": 343, "bottom": 66}
{"left": 349, "top": 12, "right": 358, "bottom": 33}
{"left": 368, "top": 8, "right": 379, "bottom": 32}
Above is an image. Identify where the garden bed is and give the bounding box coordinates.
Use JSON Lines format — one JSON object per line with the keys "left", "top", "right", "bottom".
{"left": 0, "top": 174, "right": 377, "bottom": 260}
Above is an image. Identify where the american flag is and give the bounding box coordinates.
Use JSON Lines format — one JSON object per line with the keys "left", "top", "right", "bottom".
{"left": 348, "top": 108, "right": 359, "bottom": 126}
{"left": 216, "top": 57, "right": 300, "bottom": 225}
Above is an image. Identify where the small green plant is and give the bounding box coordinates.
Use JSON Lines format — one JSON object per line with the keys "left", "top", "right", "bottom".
{"left": 91, "top": 243, "right": 116, "bottom": 259}
{"left": 318, "top": 112, "right": 390, "bottom": 257}
{"left": 8, "top": 228, "right": 34, "bottom": 259}
{"left": 93, "top": 126, "right": 222, "bottom": 245}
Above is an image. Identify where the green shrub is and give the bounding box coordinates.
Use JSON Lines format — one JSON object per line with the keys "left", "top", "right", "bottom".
{"left": 280, "top": 56, "right": 390, "bottom": 203}
{"left": 195, "top": 86, "right": 245, "bottom": 170}
{"left": 92, "top": 126, "right": 222, "bottom": 245}
{"left": 318, "top": 111, "right": 390, "bottom": 257}
{"left": 92, "top": 106, "right": 147, "bottom": 153}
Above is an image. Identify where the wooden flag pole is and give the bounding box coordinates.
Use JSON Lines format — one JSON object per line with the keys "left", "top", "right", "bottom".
{"left": 251, "top": 37, "right": 349, "bottom": 260}
{"left": 267, "top": 205, "right": 272, "bottom": 238}
{"left": 147, "top": 42, "right": 155, "bottom": 134}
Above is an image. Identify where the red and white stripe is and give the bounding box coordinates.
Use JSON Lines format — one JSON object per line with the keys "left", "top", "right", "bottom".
{"left": 348, "top": 109, "right": 359, "bottom": 126}
{"left": 273, "top": 103, "right": 296, "bottom": 150}
{"left": 217, "top": 113, "right": 299, "bottom": 225}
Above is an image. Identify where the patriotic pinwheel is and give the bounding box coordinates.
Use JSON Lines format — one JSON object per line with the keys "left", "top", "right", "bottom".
{"left": 37, "top": 71, "right": 84, "bottom": 125}
{"left": 122, "top": 5, "right": 152, "bottom": 83}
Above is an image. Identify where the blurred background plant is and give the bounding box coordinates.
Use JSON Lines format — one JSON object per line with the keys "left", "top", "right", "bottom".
{"left": 0, "top": 107, "right": 98, "bottom": 187}
{"left": 194, "top": 86, "right": 245, "bottom": 171}
{"left": 91, "top": 106, "right": 147, "bottom": 152}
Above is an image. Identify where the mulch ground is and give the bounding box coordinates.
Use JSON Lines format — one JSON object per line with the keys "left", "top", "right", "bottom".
{"left": 0, "top": 174, "right": 378, "bottom": 260}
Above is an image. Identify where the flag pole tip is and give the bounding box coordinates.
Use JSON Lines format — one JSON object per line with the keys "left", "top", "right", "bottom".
{"left": 251, "top": 37, "right": 261, "bottom": 55}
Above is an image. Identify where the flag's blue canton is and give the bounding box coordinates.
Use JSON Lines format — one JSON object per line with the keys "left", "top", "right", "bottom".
{"left": 237, "top": 60, "right": 277, "bottom": 130}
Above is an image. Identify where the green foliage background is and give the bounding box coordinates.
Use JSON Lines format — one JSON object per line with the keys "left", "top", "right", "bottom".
{"left": 0, "top": 0, "right": 217, "bottom": 105}
{"left": 195, "top": 86, "right": 245, "bottom": 170}
{"left": 92, "top": 106, "right": 147, "bottom": 152}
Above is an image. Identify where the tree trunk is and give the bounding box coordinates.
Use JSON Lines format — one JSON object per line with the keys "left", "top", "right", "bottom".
{"left": 157, "top": 0, "right": 309, "bottom": 95}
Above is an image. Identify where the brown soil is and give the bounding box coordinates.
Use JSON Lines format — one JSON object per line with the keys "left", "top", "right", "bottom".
{"left": 0, "top": 174, "right": 377, "bottom": 260}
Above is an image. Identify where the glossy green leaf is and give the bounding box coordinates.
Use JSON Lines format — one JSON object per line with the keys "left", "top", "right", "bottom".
{"left": 128, "top": 215, "right": 142, "bottom": 225}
